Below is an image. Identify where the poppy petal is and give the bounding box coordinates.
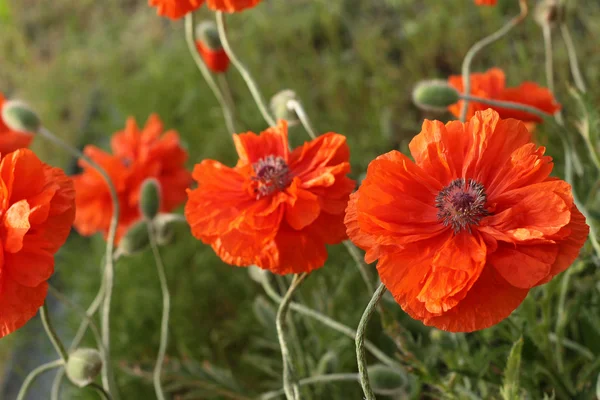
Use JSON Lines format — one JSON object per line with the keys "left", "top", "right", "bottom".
{"left": 234, "top": 120, "right": 289, "bottom": 166}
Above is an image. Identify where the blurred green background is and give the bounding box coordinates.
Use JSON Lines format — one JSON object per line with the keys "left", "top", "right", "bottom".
{"left": 1, "top": 0, "right": 600, "bottom": 398}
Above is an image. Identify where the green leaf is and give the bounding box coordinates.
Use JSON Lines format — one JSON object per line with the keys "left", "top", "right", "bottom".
{"left": 501, "top": 336, "right": 524, "bottom": 400}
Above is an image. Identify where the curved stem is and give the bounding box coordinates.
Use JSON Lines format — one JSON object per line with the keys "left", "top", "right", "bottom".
{"left": 51, "top": 368, "right": 65, "bottom": 400}
{"left": 70, "top": 272, "right": 106, "bottom": 352}
{"left": 356, "top": 283, "right": 387, "bottom": 400}
{"left": 560, "top": 24, "right": 586, "bottom": 93}
{"left": 343, "top": 241, "right": 375, "bottom": 294}
{"left": 48, "top": 285, "right": 104, "bottom": 353}
{"left": 185, "top": 13, "right": 236, "bottom": 137}
{"left": 40, "top": 302, "right": 69, "bottom": 363}
{"left": 542, "top": 24, "right": 565, "bottom": 126}
{"left": 261, "top": 276, "right": 399, "bottom": 369}
{"left": 89, "top": 382, "right": 113, "bottom": 400}
{"left": 215, "top": 11, "right": 276, "bottom": 127}
{"left": 458, "top": 94, "right": 553, "bottom": 121}
{"left": 276, "top": 273, "right": 309, "bottom": 400}
{"left": 287, "top": 99, "right": 316, "bottom": 139}
{"left": 258, "top": 373, "right": 359, "bottom": 400}
{"left": 38, "top": 127, "right": 119, "bottom": 398}
{"left": 16, "top": 360, "right": 64, "bottom": 400}
{"left": 147, "top": 222, "right": 171, "bottom": 400}
{"left": 459, "top": 0, "right": 528, "bottom": 121}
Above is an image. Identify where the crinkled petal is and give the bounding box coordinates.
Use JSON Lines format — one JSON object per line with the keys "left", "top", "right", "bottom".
{"left": 233, "top": 120, "right": 289, "bottom": 167}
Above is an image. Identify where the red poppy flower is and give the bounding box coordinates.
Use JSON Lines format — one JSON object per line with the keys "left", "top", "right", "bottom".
{"left": 448, "top": 68, "right": 560, "bottom": 124}
{"left": 149, "top": 0, "right": 261, "bottom": 19}
{"left": 185, "top": 121, "right": 355, "bottom": 275}
{"left": 0, "top": 149, "right": 75, "bottom": 338}
{"left": 196, "top": 40, "right": 230, "bottom": 73}
{"left": 0, "top": 93, "right": 33, "bottom": 155}
{"left": 475, "top": 0, "right": 497, "bottom": 5}
{"left": 345, "top": 109, "right": 588, "bottom": 332}
{"left": 73, "top": 115, "right": 191, "bottom": 244}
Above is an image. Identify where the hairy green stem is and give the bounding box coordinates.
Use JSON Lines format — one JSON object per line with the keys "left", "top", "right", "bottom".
{"left": 459, "top": 0, "right": 528, "bottom": 121}
{"left": 261, "top": 276, "right": 399, "bottom": 369}
{"left": 40, "top": 302, "right": 69, "bottom": 363}
{"left": 560, "top": 24, "right": 586, "bottom": 93}
{"left": 458, "top": 94, "right": 553, "bottom": 121}
{"left": 258, "top": 373, "right": 359, "bottom": 400}
{"left": 147, "top": 222, "right": 171, "bottom": 400}
{"left": 215, "top": 11, "right": 276, "bottom": 127}
{"left": 276, "top": 273, "right": 308, "bottom": 400}
{"left": 356, "top": 283, "right": 387, "bottom": 400}
{"left": 51, "top": 369, "right": 65, "bottom": 400}
{"left": 38, "top": 126, "right": 119, "bottom": 397}
{"left": 185, "top": 13, "right": 236, "bottom": 137}
{"left": 287, "top": 99, "right": 317, "bottom": 139}
{"left": 17, "top": 360, "right": 64, "bottom": 400}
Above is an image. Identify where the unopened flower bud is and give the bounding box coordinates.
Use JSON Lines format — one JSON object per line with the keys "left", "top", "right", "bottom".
{"left": 66, "top": 348, "right": 103, "bottom": 388}
{"left": 117, "top": 220, "right": 150, "bottom": 257}
{"left": 248, "top": 265, "right": 268, "bottom": 283}
{"left": 195, "top": 21, "right": 222, "bottom": 50}
{"left": 535, "top": 0, "right": 564, "bottom": 28}
{"left": 367, "top": 364, "right": 408, "bottom": 396}
{"left": 270, "top": 90, "right": 300, "bottom": 125}
{"left": 1, "top": 100, "right": 41, "bottom": 133}
{"left": 412, "top": 80, "right": 460, "bottom": 113}
{"left": 140, "top": 178, "right": 162, "bottom": 220}
{"left": 152, "top": 213, "right": 186, "bottom": 246}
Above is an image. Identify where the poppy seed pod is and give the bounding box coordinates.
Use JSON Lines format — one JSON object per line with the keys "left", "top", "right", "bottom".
{"left": 367, "top": 364, "right": 408, "bottom": 396}
{"left": 116, "top": 220, "right": 150, "bottom": 257}
{"left": 140, "top": 178, "right": 162, "bottom": 220}
{"left": 65, "top": 348, "right": 103, "bottom": 388}
{"left": 412, "top": 80, "right": 460, "bottom": 113}
{"left": 270, "top": 90, "right": 300, "bottom": 125}
{"left": 1, "top": 100, "right": 41, "bottom": 134}
{"left": 195, "top": 21, "right": 222, "bottom": 50}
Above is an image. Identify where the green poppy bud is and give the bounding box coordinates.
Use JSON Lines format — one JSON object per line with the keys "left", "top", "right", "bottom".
{"left": 535, "top": 0, "right": 564, "bottom": 28}
{"left": 270, "top": 90, "right": 300, "bottom": 125}
{"left": 1, "top": 100, "right": 41, "bottom": 133}
{"left": 195, "top": 20, "right": 222, "bottom": 50}
{"left": 248, "top": 265, "right": 268, "bottom": 284}
{"left": 65, "top": 348, "right": 103, "bottom": 388}
{"left": 117, "top": 220, "right": 150, "bottom": 257}
{"left": 152, "top": 213, "right": 186, "bottom": 246}
{"left": 139, "top": 178, "right": 161, "bottom": 221}
{"left": 412, "top": 80, "right": 460, "bottom": 113}
{"left": 367, "top": 364, "right": 408, "bottom": 396}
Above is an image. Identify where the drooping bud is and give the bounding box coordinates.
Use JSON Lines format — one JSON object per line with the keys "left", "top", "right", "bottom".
{"left": 270, "top": 90, "right": 300, "bottom": 125}
{"left": 152, "top": 213, "right": 187, "bottom": 246}
{"left": 1, "top": 100, "right": 41, "bottom": 133}
{"left": 139, "top": 178, "right": 162, "bottom": 220}
{"left": 412, "top": 80, "right": 460, "bottom": 113}
{"left": 65, "top": 348, "right": 103, "bottom": 388}
{"left": 367, "top": 364, "right": 408, "bottom": 396}
{"left": 534, "top": 0, "right": 565, "bottom": 28}
{"left": 116, "top": 220, "right": 150, "bottom": 257}
{"left": 195, "top": 21, "right": 230, "bottom": 73}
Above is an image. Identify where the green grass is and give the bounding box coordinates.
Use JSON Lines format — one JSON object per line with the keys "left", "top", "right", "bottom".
{"left": 2, "top": 0, "right": 600, "bottom": 398}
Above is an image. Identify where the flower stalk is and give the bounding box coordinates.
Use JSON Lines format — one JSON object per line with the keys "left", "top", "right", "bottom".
{"left": 276, "top": 273, "right": 309, "bottom": 400}
{"left": 215, "top": 11, "right": 276, "bottom": 127}
{"left": 38, "top": 126, "right": 120, "bottom": 397}
{"left": 17, "top": 360, "right": 64, "bottom": 400}
{"left": 356, "top": 283, "right": 387, "bottom": 400}
{"left": 459, "top": 0, "right": 528, "bottom": 121}
{"left": 40, "top": 302, "right": 69, "bottom": 363}
{"left": 185, "top": 12, "right": 236, "bottom": 136}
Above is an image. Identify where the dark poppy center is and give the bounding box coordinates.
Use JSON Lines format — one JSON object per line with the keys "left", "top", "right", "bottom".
{"left": 252, "top": 155, "right": 291, "bottom": 199}
{"left": 435, "top": 178, "right": 489, "bottom": 233}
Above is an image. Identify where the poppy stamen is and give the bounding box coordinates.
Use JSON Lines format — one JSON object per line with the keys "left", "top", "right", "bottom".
{"left": 252, "top": 155, "right": 291, "bottom": 199}
{"left": 435, "top": 178, "right": 489, "bottom": 233}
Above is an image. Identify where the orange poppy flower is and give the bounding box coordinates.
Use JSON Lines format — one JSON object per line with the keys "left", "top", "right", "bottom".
{"left": 185, "top": 121, "right": 355, "bottom": 275}
{"left": 448, "top": 68, "right": 560, "bottom": 124}
{"left": 73, "top": 115, "right": 191, "bottom": 244}
{"left": 475, "top": 0, "right": 497, "bottom": 5}
{"left": 0, "top": 93, "right": 34, "bottom": 155}
{"left": 196, "top": 40, "right": 230, "bottom": 73}
{"left": 149, "top": 0, "right": 261, "bottom": 19}
{"left": 0, "top": 149, "right": 75, "bottom": 338}
{"left": 345, "top": 109, "right": 588, "bottom": 332}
